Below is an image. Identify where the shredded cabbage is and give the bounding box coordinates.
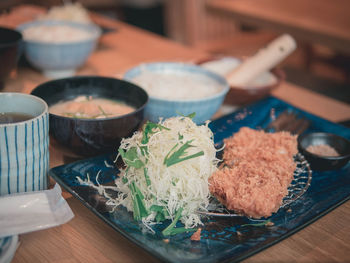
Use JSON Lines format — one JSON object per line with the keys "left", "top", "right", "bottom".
{"left": 111, "top": 116, "right": 219, "bottom": 231}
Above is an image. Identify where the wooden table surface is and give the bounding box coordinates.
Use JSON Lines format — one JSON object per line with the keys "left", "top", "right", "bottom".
{"left": 207, "top": 0, "right": 350, "bottom": 55}
{"left": 2, "top": 5, "right": 350, "bottom": 263}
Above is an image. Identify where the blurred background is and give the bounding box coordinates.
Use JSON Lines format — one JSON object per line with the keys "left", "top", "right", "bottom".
{"left": 1, "top": 0, "right": 349, "bottom": 104}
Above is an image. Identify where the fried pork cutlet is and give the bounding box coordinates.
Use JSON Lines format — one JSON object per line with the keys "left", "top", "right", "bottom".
{"left": 209, "top": 127, "right": 298, "bottom": 218}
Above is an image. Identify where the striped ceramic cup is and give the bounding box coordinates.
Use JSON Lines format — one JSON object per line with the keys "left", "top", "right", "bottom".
{"left": 0, "top": 93, "right": 49, "bottom": 195}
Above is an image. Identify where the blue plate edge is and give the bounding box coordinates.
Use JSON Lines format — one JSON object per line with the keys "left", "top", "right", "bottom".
{"left": 228, "top": 194, "right": 350, "bottom": 263}
{"left": 213, "top": 96, "right": 350, "bottom": 137}
{"left": 49, "top": 169, "right": 173, "bottom": 263}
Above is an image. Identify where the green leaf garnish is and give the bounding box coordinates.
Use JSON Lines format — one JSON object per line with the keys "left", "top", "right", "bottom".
{"left": 240, "top": 220, "right": 271, "bottom": 227}
{"left": 163, "top": 143, "right": 179, "bottom": 163}
{"left": 156, "top": 212, "right": 166, "bottom": 222}
{"left": 122, "top": 167, "right": 130, "bottom": 184}
{"left": 161, "top": 207, "right": 196, "bottom": 236}
{"left": 162, "top": 207, "right": 183, "bottom": 236}
{"left": 141, "top": 121, "right": 170, "bottom": 145}
{"left": 118, "top": 147, "right": 144, "bottom": 169}
{"left": 63, "top": 109, "right": 111, "bottom": 119}
{"left": 150, "top": 205, "right": 164, "bottom": 213}
{"left": 129, "top": 181, "right": 149, "bottom": 220}
{"left": 144, "top": 167, "right": 151, "bottom": 186}
{"left": 164, "top": 140, "right": 204, "bottom": 167}
{"left": 139, "top": 121, "right": 170, "bottom": 156}
{"left": 150, "top": 205, "right": 169, "bottom": 216}
{"left": 175, "top": 111, "right": 196, "bottom": 119}
{"left": 129, "top": 184, "right": 140, "bottom": 220}
{"left": 150, "top": 205, "right": 169, "bottom": 222}
{"left": 185, "top": 112, "right": 196, "bottom": 119}
{"left": 98, "top": 105, "right": 110, "bottom": 118}
{"left": 164, "top": 227, "right": 197, "bottom": 236}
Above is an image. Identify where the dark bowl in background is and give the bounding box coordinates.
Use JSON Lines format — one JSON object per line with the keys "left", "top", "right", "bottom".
{"left": 224, "top": 68, "right": 284, "bottom": 105}
{"left": 0, "top": 26, "right": 22, "bottom": 90}
{"left": 31, "top": 76, "right": 148, "bottom": 158}
{"left": 298, "top": 132, "right": 350, "bottom": 171}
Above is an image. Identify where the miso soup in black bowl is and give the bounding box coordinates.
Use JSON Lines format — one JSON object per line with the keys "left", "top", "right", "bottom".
{"left": 31, "top": 76, "right": 148, "bottom": 158}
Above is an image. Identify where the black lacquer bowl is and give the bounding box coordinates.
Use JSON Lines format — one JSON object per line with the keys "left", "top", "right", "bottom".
{"left": 31, "top": 76, "right": 148, "bottom": 158}
{"left": 298, "top": 132, "right": 350, "bottom": 171}
{"left": 0, "top": 27, "right": 22, "bottom": 90}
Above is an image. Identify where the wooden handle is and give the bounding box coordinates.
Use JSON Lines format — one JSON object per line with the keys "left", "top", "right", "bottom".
{"left": 226, "top": 34, "right": 296, "bottom": 87}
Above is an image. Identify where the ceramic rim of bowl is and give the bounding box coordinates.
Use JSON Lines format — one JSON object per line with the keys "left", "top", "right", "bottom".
{"left": 123, "top": 62, "right": 230, "bottom": 103}
{"left": 16, "top": 20, "right": 101, "bottom": 45}
{"left": 33, "top": 76, "right": 149, "bottom": 122}
{"left": 298, "top": 132, "right": 350, "bottom": 160}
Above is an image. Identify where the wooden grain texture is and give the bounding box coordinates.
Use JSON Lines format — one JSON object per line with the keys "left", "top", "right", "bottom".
{"left": 207, "top": 0, "right": 350, "bottom": 55}
{"left": 164, "top": 0, "right": 239, "bottom": 48}
{"left": 2, "top": 5, "right": 350, "bottom": 263}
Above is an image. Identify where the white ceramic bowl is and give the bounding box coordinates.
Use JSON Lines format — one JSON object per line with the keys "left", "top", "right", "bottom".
{"left": 123, "top": 62, "right": 229, "bottom": 124}
{"left": 17, "top": 20, "right": 101, "bottom": 78}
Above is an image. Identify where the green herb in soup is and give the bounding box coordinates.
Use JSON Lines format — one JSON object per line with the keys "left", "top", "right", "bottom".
{"left": 49, "top": 96, "right": 135, "bottom": 119}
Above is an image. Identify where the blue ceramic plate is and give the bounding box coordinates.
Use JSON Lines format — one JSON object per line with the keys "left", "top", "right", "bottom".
{"left": 50, "top": 97, "right": 350, "bottom": 263}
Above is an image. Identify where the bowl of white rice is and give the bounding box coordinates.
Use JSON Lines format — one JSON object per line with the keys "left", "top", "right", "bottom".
{"left": 123, "top": 62, "right": 230, "bottom": 124}
{"left": 17, "top": 20, "right": 101, "bottom": 78}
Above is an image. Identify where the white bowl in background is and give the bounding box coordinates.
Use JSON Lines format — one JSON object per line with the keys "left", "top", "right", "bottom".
{"left": 17, "top": 20, "right": 101, "bottom": 78}
{"left": 124, "top": 62, "right": 229, "bottom": 124}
